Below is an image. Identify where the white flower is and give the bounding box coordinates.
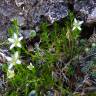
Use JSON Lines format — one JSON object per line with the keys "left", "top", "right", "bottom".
{"left": 27, "top": 63, "right": 34, "bottom": 70}
{"left": 8, "top": 33, "right": 23, "bottom": 49}
{"left": 72, "top": 18, "right": 83, "bottom": 31}
{"left": 7, "top": 69, "right": 15, "bottom": 79}
{"left": 6, "top": 51, "right": 21, "bottom": 68}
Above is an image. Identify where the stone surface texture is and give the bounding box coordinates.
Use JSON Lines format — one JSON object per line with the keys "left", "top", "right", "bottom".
{"left": 74, "top": 0, "right": 96, "bottom": 24}
{"left": 0, "top": 0, "right": 68, "bottom": 40}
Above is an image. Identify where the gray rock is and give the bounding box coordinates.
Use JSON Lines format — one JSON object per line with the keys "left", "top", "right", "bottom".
{"left": 15, "top": 0, "right": 38, "bottom": 7}
{"left": 44, "top": 2, "right": 68, "bottom": 23}
{"left": 0, "top": 1, "right": 20, "bottom": 41}
{"left": 30, "top": 0, "right": 68, "bottom": 24}
{"left": 29, "top": 90, "right": 36, "bottom": 96}
{"left": 87, "top": 7, "right": 96, "bottom": 24}
{"left": 74, "top": 0, "right": 96, "bottom": 24}
{"left": 0, "top": 0, "right": 68, "bottom": 41}
{"left": 20, "top": 29, "right": 35, "bottom": 39}
{"left": 0, "top": 14, "right": 10, "bottom": 41}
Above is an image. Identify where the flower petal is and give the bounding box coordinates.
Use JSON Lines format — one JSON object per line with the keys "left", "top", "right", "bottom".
{"left": 16, "top": 60, "right": 21, "bottom": 64}
{"left": 6, "top": 56, "right": 12, "bottom": 61}
{"left": 14, "top": 33, "right": 18, "bottom": 39}
{"left": 17, "top": 43, "right": 21, "bottom": 48}
{"left": 8, "top": 38, "right": 14, "bottom": 43}
{"left": 79, "top": 21, "right": 83, "bottom": 25}
{"left": 10, "top": 44, "right": 15, "bottom": 49}
{"left": 72, "top": 26, "right": 76, "bottom": 31}
{"left": 74, "top": 18, "right": 77, "bottom": 23}
{"left": 19, "top": 36, "right": 23, "bottom": 41}
{"left": 78, "top": 27, "right": 81, "bottom": 31}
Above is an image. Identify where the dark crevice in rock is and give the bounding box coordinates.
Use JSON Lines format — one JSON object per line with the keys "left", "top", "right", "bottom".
{"left": 81, "top": 26, "right": 94, "bottom": 39}
{"left": 80, "top": 25, "right": 95, "bottom": 39}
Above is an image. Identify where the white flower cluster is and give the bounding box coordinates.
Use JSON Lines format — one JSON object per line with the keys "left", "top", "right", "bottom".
{"left": 7, "top": 33, "right": 23, "bottom": 79}
{"left": 6, "top": 18, "right": 83, "bottom": 79}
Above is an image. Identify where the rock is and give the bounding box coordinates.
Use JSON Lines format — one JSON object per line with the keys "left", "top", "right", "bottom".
{"left": 0, "top": 0, "right": 20, "bottom": 41}
{"left": 20, "top": 29, "right": 29, "bottom": 39}
{"left": 74, "top": 0, "right": 96, "bottom": 24}
{"left": 29, "top": 90, "right": 36, "bottom": 96}
{"left": 15, "top": 0, "right": 25, "bottom": 7}
{"left": 87, "top": 7, "right": 96, "bottom": 24}
{"left": 0, "top": 1, "right": 19, "bottom": 17}
{"left": 44, "top": 2, "right": 68, "bottom": 23}
{"left": 0, "top": 14, "right": 10, "bottom": 41}
{"left": 0, "top": 0, "right": 68, "bottom": 41}
{"left": 29, "top": 0, "right": 68, "bottom": 24}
